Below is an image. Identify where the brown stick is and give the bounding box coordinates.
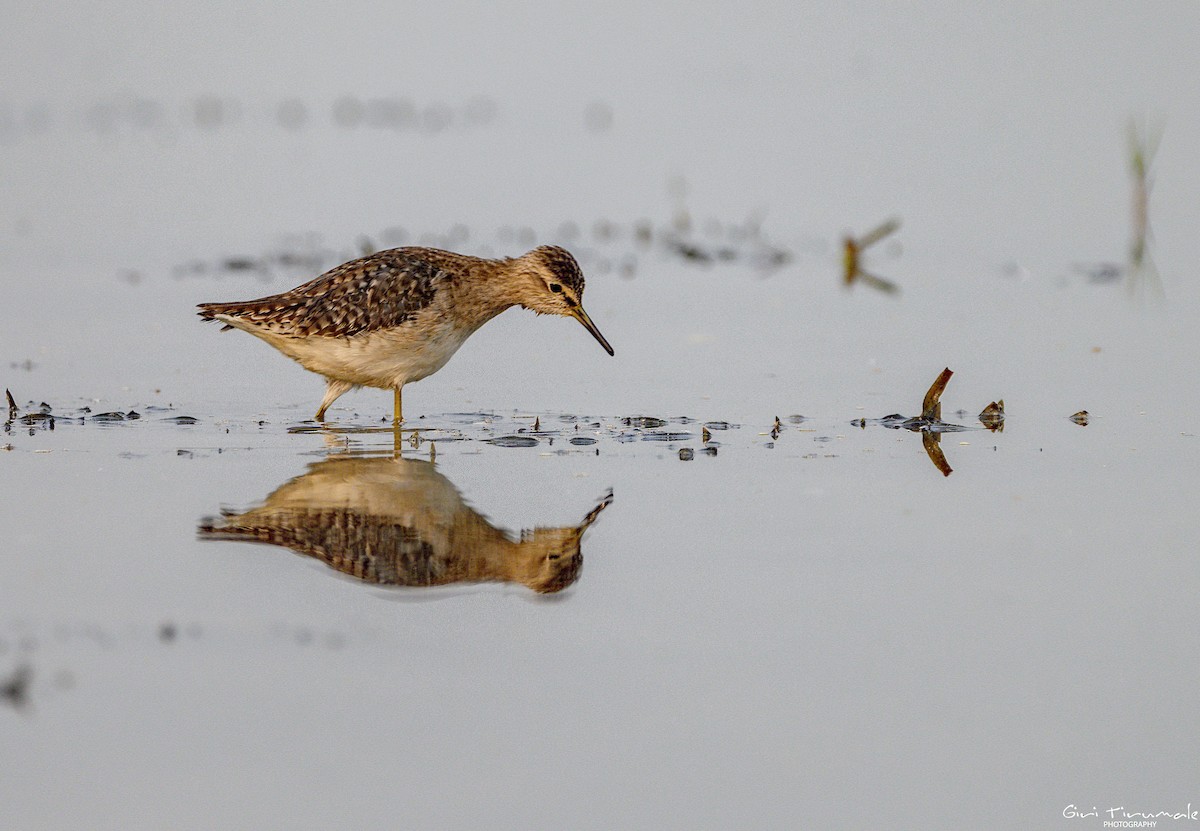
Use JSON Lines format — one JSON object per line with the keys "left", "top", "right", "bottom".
{"left": 921, "top": 368, "right": 953, "bottom": 421}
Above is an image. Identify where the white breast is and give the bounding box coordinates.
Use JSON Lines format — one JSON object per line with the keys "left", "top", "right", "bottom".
{"left": 222, "top": 312, "right": 480, "bottom": 390}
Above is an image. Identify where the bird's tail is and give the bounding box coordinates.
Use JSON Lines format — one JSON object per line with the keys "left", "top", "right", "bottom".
{"left": 197, "top": 302, "right": 237, "bottom": 330}
{"left": 197, "top": 302, "right": 233, "bottom": 321}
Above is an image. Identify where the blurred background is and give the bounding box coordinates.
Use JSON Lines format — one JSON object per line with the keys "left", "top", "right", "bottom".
{"left": 3, "top": 2, "right": 1199, "bottom": 418}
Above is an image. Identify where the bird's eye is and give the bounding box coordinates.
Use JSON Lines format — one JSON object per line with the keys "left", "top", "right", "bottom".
{"left": 549, "top": 283, "right": 563, "bottom": 293}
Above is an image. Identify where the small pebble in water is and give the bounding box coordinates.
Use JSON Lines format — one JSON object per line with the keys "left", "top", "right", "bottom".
{"left": 679, "top": 448, "right": 694, "bottom": 461}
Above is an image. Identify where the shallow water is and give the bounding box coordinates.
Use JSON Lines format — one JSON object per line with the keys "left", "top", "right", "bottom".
{"left": 4, "top": 4, "right": 1200, "bottom": 830}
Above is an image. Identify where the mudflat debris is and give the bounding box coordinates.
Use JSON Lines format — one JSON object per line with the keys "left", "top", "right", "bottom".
{"left": 979, "top": 400, "right": 1005, "bottom": 432}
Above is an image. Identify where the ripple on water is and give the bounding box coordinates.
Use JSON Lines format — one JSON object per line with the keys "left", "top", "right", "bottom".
{"left": 486, "top": 435, "right": 540, "bottom": 448}
{"left": 623, "top": 416, "right": 666, "bottom": 429}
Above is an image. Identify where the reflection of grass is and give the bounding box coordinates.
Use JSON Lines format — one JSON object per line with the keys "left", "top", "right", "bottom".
{"left": 1127, "top": 117, "right": 1163, "bottom": 299}
{"left": 842, "top": 218, "right": 901, "bottom": 294}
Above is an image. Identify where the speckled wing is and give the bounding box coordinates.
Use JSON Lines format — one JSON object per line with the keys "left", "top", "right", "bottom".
{"left": 198, "top": 508, "right": 457, "bottom": 586}
{"left": 198, "top": 248, "right": 457, "bottom": 338}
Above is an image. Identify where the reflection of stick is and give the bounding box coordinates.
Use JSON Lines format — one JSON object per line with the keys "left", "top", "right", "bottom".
{"left": 857, "top": 217, "right": 901, "bottom": 250}
{"left": 922, "top": 430, "right": 952, "bottom": 477}
{"left": 921, "top": 368, "right": 953, "bottom": 421}
{"left": 855, "top": 269, "right": 901, "bottom": 294}
{"left": 843, "top": 218, "right": 902, "bottom": 293}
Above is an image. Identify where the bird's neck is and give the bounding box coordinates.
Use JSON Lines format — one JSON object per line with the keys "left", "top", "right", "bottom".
{"left": 452, "top": 257, "right": 531, "bottom": 326}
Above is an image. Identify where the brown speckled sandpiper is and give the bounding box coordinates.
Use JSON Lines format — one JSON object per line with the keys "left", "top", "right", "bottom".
{"left": 198, "top": 245, "right": 614, "bottom": 422}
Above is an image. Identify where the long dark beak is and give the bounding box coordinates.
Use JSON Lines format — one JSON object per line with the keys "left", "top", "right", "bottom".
{"left": 571, "top": 306, "right": 614, "bottom": 356}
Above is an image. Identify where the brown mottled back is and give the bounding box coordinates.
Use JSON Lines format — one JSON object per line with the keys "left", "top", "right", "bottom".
{"left": 198, "top": 247, "right": 480, "bottom": 337}
{"left": 199, "top": 508, "right": 458, "bottom": 586}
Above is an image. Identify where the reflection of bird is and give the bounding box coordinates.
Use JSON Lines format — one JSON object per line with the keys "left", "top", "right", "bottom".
{"left": 198, "top": 457, "right": 612, "bottom": 594}
{"left": 198, "top": 245, "right": 614, "bottom": 423}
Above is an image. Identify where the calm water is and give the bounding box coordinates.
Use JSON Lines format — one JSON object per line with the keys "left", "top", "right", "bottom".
{"left": 4, "top": 4, "right": 1200, "bottom": 829}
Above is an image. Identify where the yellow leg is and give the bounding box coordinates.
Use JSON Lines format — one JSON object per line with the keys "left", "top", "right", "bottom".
{"left": 393, "top": 387, "right": 403, "bottom": 425}
{"left": 316, "top": 379, "right": 351, "bottom": 422}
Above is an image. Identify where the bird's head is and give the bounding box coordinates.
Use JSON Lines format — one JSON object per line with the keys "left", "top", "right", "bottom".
{"left": 515, "top": 245, "right": 614, "bottom": 356}
{"left": 513, "top": 489, "right": 612, "bottom": 594}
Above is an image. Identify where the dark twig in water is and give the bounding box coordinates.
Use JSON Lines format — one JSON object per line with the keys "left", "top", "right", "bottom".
{"left": 5, "top": 388, "right": 16, "bottom": 422}
{"left": 921, "top": 368, "right": 954, "bottom": 421}
{"left": 850, "top": 367, "right": 980, "bottom": 476}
